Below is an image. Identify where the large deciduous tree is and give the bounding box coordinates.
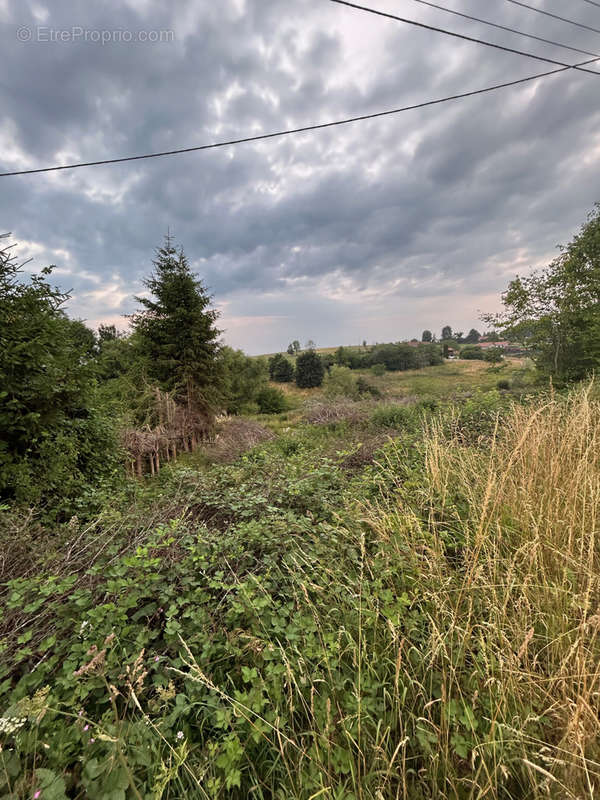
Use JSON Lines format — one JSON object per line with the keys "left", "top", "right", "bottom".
{"left": 489, "top": 205, "right": 600, "bottom": 382}
{"left": 131, "top": 235, "right": 222, "bottom": 410}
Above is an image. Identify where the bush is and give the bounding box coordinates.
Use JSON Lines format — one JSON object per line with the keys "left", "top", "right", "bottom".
{"left": 221, "top": 348, "right": 269, "bottom": 413}
{"left": 268, "top": 353, "right": 295, "bottom": 383}
{"left": 0, "top": 243, "right": 120, "bottom": 518}
{"left": 369, "top": 403, "right": 418, "bottom": 429}
{"left": 356, "top": 376, "right": 382, "bottom": 398}
{"left": 460, "top": 345, "right": 485, "bottom": 360}
{"left": 497, "top": 379, "right": 511, "bottom": 390}
{"left": 324, "top": 366, "right": 359, "bottom": 399}
{"left": 370, "top": 363, "right": 386, "bottom": 377}
{"left": 484, "top": 347, "right": 504, "bottom": 363}
{"left": 256, "top": 386, "right": 288, "bottom": 414}
{"left": 295, "top": 350, "right": 325, "bottom": 388}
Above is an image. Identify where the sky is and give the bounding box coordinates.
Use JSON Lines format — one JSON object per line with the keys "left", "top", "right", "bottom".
{"left": 1, "top": 0, "right": 599, "bottom": 354}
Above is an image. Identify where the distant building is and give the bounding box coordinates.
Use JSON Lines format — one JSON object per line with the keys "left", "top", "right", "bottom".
{"left": 478, "top": 341, "right": 511, "bottom": 350}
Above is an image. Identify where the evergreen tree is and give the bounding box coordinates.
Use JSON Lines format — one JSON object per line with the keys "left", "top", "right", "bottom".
{"left": 268, "top": 353, "right": 295, "bottom": 383}
{"left": 131, "top": 235, "right": 222, "bottom": 409}
{"left": 464, "top": 328, "right": 481, "bottom": 344}
{"left": 421, "top": 330, "right": 432, "bottom": 342}
{"left": 295, "top": 350, "right": 324, "bottom": 388}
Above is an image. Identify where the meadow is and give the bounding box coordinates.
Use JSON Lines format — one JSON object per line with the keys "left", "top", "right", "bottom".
{"left": 2, "top": 359, "right": 599, "bottom": 799}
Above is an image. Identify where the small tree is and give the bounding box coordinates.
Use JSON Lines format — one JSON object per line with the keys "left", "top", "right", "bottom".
{"left": 421, "top": 329, "right": 432, "bottom": 342}
{"left": 441, "top": 325, "right": 453, "bottom": 341}
{"left": 292, "top": 340, "right": 301, "bottom": 354}
{"left": 286, "top": 343, "right": 295, "bottom": 355}
{"left": 488, "top": 204, "right": 600, "bottom": 381}
{"left": 0, "top": 235, "right": 118, "bottom": 515}
{"left": 131, "top": 235, "right": 221, "bottom": 411}
{"left": 305, "top": 339, "right": 316, "bottom": 351}
{"left": 268, "top": 353, "right": 295, "bottom": 383}
{"left": 464, "top": 328, "right": 481, "bottom": 344}
{"left": 296, "top": 350, "right": 324, "bottom": 388}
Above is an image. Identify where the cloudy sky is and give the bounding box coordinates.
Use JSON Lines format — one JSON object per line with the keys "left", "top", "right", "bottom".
{"left": 1, "top": 0, "right": 599, "bottom": 353}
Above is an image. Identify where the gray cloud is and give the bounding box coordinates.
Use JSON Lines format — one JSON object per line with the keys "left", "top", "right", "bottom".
{"left": 1, "top": 0, "right": 599, "bottom": 351}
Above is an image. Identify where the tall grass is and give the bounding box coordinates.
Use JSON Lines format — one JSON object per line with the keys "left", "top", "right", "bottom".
{"left": 4, "top": 386, "right": 599, "bottom": 798}
{"left": 188, "top": 385, "right": 600, "bottom": 798}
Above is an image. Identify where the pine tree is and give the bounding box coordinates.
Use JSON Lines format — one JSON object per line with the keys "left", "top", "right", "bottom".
{"left": 131, "top": 235, "right": 222, "bottom": 410}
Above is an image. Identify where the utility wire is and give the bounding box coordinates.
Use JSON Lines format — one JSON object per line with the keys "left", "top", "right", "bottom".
{"left": 328, "top": 0, "right": 600, "bottom": 73}
{"left": 405, "top": 0, "right": 600, "bottom": 58}
{"left": 1, "top": 57, "right": 597, "bottom": 178}
{"left": 501, "top": 0, "right": 600, "bottom": 36}
{"left": 578, "top": 0, "right": 600, "bottom": 8}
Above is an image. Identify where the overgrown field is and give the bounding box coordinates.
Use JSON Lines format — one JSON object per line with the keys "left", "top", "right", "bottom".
{"left": 1, "top": 368, "right": 599, "bottom": 799}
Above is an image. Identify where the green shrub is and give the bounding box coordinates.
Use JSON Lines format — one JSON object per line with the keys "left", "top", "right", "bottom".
{"left": 324, "top": 365, "right": 359, "bottom": 399}
{"left": 295, "top": 350, "right": 325, "bottom": 388}
{"left": 268, "top": 353, "right": 295, "bottom": 383}
{"left": 356, "top": 376, "right": 382, "bottom": 398}
{"left": 369, "top": 403, "right": 417, "bottom": 429}
{"left": 460, "top": 345, "right": 485, "bottom": 360}
{"left": 484, "top": 347, "right": 504, "bottom": 363}
{"left": 0, "top": 243, "right": 120, "bottom": 518}
{"left": 370, "top": 363, "right": 386, "bottom": 377}
{"left": 256, "top": 386, "right": 288, "bottom": 414}
{"left": 497, "top": 379, "right": 511, "bottom": 390}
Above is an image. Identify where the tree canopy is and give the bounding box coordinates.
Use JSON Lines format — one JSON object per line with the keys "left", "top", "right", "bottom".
{"left": 490, "top": 204, "right": 600, "bottom": 381}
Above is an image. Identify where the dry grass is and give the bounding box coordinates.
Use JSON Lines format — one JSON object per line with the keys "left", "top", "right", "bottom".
{"left": 207, "top": 417, "right": 275, "bottom": 463}
{"left": 366, "top": 384, "right": 600, "bottom": 797}
{"left": 302, "top": 398, "right": 370, "bottom": 424}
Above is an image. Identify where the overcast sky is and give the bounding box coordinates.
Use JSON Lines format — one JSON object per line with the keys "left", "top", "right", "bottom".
{"left": 1, "top": 0, "right": 599, "bottom": 353}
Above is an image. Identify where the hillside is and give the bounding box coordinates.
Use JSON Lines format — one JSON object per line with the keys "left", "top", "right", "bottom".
{"left": 2, "top": 363, "right": 599, "bottom": 798}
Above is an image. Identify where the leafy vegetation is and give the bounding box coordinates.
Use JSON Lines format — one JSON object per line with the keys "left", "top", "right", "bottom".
{"left": 3, "top": 204, "right": 600, "bottom": 797}
{"left": 491, "top": 203, "right": 600, "bottom": 382}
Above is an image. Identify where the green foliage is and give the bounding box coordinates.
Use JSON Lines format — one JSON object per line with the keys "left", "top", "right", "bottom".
{"left": 324, "top": 365, "right": 359, "bottom": 399}
{"left": 369, "top": 403, "right": 418, "bottom": 429}
{"left": 220, "top": 348, "right": 268, "bottom": 414}
{"left": 368, "top": 342, "right": 442, "bottom": 371}
{"left": 130, "top": 235, "right": 222, "bottom": 408}
{"left": 356, "top": 376, "right": 381, "bottom": 398}
{"left": 0, "top": 238, "right": 120, "bottom": 517}
{"left": 491, "top": 204, "right": 600, "bottom": 382}
{"left": 268, "top": 352, "right": 294, "bottom": 383}
{"left": 460, "top": 345, "right": 485, "bottom": 360}
{"left": 370, "top": 363, "right": 386, "bottom": 377}
{"left": 464, "top": 328, "right": 481, "bottom": 344}
{"left": 484, "top": 347, "right": 503, "bottom": 363}
{"left": 256, "top": 386, "right": 288, "bottom": 414}
{"left": 421, "top": 329, "right": 432, "bottom": 342}
{"left": 295, "top": 349, "right": 325, "bottom": 388}
{"left": 441, "top": 325, "right": 453, "bottom": 340}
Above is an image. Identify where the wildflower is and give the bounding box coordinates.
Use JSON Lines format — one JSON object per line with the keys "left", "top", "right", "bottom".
{"left": 154, "top": 656, "right": 160, "bottom": 662}
{"left": 176, "top": 730, "right": 184, "bottom": 741}
{"left": 89, "top": 738, "right": 95, "bottom": 744}
{"left": 83, "top": 725, "right": 89, "bottom": 731}
{"left": 34, "top": 792, "right": 41, "bottom": 799}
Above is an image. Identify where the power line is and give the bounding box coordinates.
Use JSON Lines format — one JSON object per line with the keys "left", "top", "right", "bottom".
{"left": 405, "top": 0, "right": 600, "bottom": 58}
{"left": 328, "top": 0, "right": 600, "bottom": 73}
{"left": 1, "top": 57, "right": 597, "bottom": 178}
{"left": 578, "top": 0, "right": 600, "bottom": 8}
{"left": 501, "top": 0, "right": 600, "bottom": 36}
